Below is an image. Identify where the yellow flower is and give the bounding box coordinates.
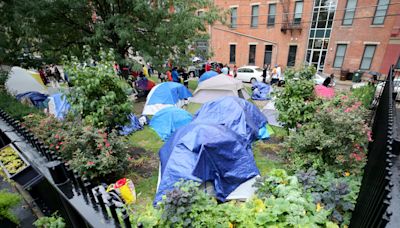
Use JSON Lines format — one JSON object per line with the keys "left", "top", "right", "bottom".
{"left": 253, "top": 199, "right": 265, "bottom": 213}
{"left": 316, "top": 203, "right": 323, "bottom": 212}
{"left": 344, "top": 171, "right": 350, "bottom": 177}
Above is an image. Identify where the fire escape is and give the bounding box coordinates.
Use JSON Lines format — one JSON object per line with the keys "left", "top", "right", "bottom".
{"left": 280, "top": 0, "right": 302, "bottom": 34}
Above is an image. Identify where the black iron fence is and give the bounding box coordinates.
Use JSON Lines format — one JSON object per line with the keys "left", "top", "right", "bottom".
{"left": 350, "top": 65, "right": 399, "bottom": 227}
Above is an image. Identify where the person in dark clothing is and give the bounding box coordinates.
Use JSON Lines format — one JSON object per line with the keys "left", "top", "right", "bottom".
{"left": 181, "top": 69, "right": 189, "bottom": 88}
{"left": 262, "top": 64, "right": 268, "bottom": 83}
{"left": 323, "top": 74, "right": 335, "bottom": 87}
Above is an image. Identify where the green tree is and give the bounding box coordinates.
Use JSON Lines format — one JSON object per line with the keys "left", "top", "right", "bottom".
{"left": 0, "top": 0, "right": 224, "bottom": 68}
{"left": 64, "top": 48, "right": 133, "bottom": 129}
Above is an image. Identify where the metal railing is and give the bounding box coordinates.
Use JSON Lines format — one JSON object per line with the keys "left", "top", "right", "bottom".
{"left": 350, "top": 65, "right": 398, "bottom": 227}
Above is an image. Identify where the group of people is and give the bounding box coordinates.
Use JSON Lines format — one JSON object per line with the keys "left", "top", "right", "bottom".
{"left": 158, "top": 67, "right": 190, "bottom": 88}
{"left": 38, "top": 64, "right": 64, "bottom": 88}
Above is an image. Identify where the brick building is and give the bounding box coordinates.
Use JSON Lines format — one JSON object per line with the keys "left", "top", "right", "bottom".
{"left": 210, "top": 0, "right": 400, "bottom": 75}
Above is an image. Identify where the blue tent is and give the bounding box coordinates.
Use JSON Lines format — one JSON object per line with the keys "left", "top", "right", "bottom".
{"left": 16, "top": 91, "right": 48, "bottom": 108}
{"left": 251, "top": 82, "right": 272, "bottom": 100}
{"left": 199, "top": 70, "right": 218, "bottom": 82}
{"left": 143, "top": 82, "right": 192, "bottom": 115}
{"left": 193, "top": 96, "right": 267, "bottom": 143}
{"left": 50, "top": 93, "right": 70, "bottom": 120}
{"left": 120, "top": 114, "right": 143, "bottom": 135}
{"left": 154, "top": 123, "right": 259, "bottom": 205}
{"left": 150, "top": 107, "right": 192, "bottom": 141}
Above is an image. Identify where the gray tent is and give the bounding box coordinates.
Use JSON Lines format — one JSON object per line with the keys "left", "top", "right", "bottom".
{"left": 190, "top": 74, "right": 250, "bottom": 104}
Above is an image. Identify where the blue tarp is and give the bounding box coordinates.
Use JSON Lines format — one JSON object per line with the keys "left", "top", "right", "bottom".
{"left": 258, "top": 126, "right": 270, "bottom": 139}
{"left": 154, "top": 123, "right": 260, "bottom": 205}
{"left": 193, "top": 96, "right": 267, "bottom": 144}
{"left": 16, "top": 91, "right": 48, "bottom": 108}
{"left": 50, "top": 93, "right": 70, "bottom": 120}
{"left": 150, "top": 107, "right": 192, "bottom": 141}
{"left": 251, "top": 82, "right": 271, "bottom": 100}
{"left": 199, "top": 70, "right": 218, "bottom": 82}
{"left": 120, "top": 114, "right": 143, "bottom": 135}
{"left": 147, "top": 82, "right": 192, "bottom": 105}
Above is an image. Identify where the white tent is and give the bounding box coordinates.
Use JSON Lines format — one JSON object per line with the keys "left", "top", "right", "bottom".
{"left": 190, "top": 74, "right": 250, "bottom": 104}
{"left": 6, "top": 67, "right": 48, "bottom": 95}
{"left": 262, "top": 101, "right": 282, "bottom": 127}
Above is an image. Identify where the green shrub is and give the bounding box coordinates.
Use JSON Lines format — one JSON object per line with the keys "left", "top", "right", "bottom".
{"left": 0, "top": 90, "right": 43, "bottom": 120}
{"left": 0, "top": 69, "right": 9, "bottom": 86}
{"left": 351, "top": 84, "right": 375, "bottom": 108}
{"left": 274, "top": 66, "right": 318, "bottom": 129}
{"left": 282, "top": 95, "right": 370, "bottom": 173}
{"left": 33, "top": 212, "right": 66, "bottom": 228}
{"left": 0, "top": 190, "right": 21, "bottom": 225}
{"left": 64, "top": 48, "right": 133, "bottom": 129}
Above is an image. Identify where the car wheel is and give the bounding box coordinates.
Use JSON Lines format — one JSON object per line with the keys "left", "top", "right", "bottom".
{"left": 250, "top": 78, "right": 257, "bottom": 84}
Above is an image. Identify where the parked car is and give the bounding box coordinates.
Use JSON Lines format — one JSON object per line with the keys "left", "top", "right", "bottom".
{"left": 236, "top": 66, "right": 266, "bottom": 83}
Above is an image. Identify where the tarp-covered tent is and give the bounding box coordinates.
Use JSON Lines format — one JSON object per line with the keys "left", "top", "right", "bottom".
{"left": 136, "top": 77, "right": 156, "bottom": 91}
{"left": 150, "top": 107, "right": 192, "bottom": 141}
{"left": 48, "top": 93, "right": 70, "bottom": 120}
{"left": 198, "top": 70, "right": 218, "bottom": 82}
{"left": 120, "top": 114, "right": 143, "bottom": 135}
{"left": 6, "top": 67, "right": 48, "bottom": 95}
{"left": 154, "top": 123, "right": 260, "bottom": 205}
{"left": 190, "top": 74, "right": 250, "bottom": 104}
{"left": 142, "top": 82, "right": 192, "bottom": 115}
{"left": 251, "top": 82, "right": 272, "bottom": 100}
{"left": 193, "top": 96, "right": 267, "bottom": 143}
{"left": 16, "top": 91, "right": 48, "bottom": 108}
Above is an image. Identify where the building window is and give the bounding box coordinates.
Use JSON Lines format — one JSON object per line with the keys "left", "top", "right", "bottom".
{"left": 333, "top": 44, "right": 347, "bottom": 68}
{"left": 230, "top": 45, "right": 236, "bottom": 64}
{"left": 342, "top": 0, "right": 357, "bottom": 25}
{"left": 264, "top": 45, "right": 273, "bottom": 66}
{"left": 287, "top": 45, "right": 297, "bottom": 67}
{"left": 268, "top": 4, "right": 276, "bottom": 26}
{"left": 372, "top": 0, "right": 390, "bottom": 25}
{"left": 249, "top": 45, "right": 256, "bottom": 65}
{"left": 294, "top": 1, "right": 303, "bottom": 24}
{"left": 360, "top": 45, "right": 376, "bottom": 70}
{"left": 231, "top": 7, "right": 237, "bottom": 28}
{"left": 251, "top": 5, "right": 259, "bottom": 27}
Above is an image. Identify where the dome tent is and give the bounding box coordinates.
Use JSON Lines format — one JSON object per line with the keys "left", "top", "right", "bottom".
{"left": 6, "top": 67, "right": 48, "bottom": 95}
{"left": 150, "top": 107, "right": 193, "bottom": 141}
{"left": 190, "top": 74, "right": 250, "bottom": 104}
{"left": 193, "top": 96, "right": 267, "bottom": 143}
{"left": 198, "top": 70, "right": 218, "bottom": 82}
{"left": 154, "top": 123, "right": 260, "bottom": 205}
{"left": 142, "top": 82, "right": 192, "bottom": 115}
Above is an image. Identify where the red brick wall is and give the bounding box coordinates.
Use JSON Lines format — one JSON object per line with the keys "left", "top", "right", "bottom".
{"left": 210, "top": 0, "right": 313, "bottom": 70}
{"left": 325, "top": 0, "right": 400, "bottom": 75}
{"left": 211, "top": 0, "right": 400, "bottom": 75}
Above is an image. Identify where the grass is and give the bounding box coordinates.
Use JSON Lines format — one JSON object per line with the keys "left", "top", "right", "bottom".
{"left": 128, "top": 171, "right": 158, "bottom": 207}
{"left": 253, "top": 140, "right": 283, "bottom": 175}
{"left": 185, "top": 102, "right": 202, "bottom": 114}
{"left": 188, "top": 80, "right": 198, "bottom": 92}
{"left": 127, "top": 126, "right": 164, "bottom": 154}
{"left": 269, "top": 125, "right": 287, "bottom": 138}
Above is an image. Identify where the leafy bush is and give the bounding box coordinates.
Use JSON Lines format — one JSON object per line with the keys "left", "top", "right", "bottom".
{"left": 67, "top": 126, "right": 129, "bottom": 179}
{"left": 296, "top": 169, "right": 362, "bottom": 225}
{"left": 24, "top": 114, "right": 129, "bottom": 179}
{"left": 282, "top": 95, "right": 370, "bottom": 173}
{"left": 0, "top": 69, "right": 9, "bottom": 86}
{"left": 0, "top": 190, "right": 21, "bottom": 224}
{"left": 133, "top": 178, "right": 338, "bottom": 227}
{"left": 33, "top": 212, "right": 66, "bottom": 228}
{"left": 64, "top": 48, "right": 133, "bottom": 129}
{"left": 275, "top": 66, "right": 318, "bottom": 129}
{"left": 351, "top": 84, "right": 375, "bottom": 108}
{"left": 0, "top": 90, "right": 43, "bottom": 120}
